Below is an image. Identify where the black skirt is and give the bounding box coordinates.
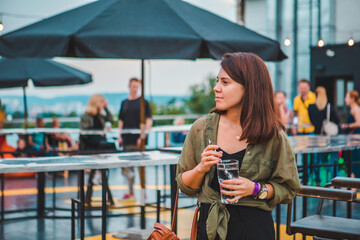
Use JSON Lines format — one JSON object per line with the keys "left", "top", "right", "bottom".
{"left": 197, "top": 203, "right": 275, "bottom": 240}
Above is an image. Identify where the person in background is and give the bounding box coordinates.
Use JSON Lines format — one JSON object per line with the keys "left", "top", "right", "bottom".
{"left": 80, "top": 94, "right": 114, "bottom": 150}
{"left": 274, "top": 91, "right": 295, "bottom": 135}
{"left": 29, "top": 117, "right": 46, "bottom": 152}
{"left": 308, "top": 86, "right": 340, "bottom": 185}
{"left": 167, "top": 116, "right": 188, "bottom": 147}
{"left": 341, "top": 90, "right": 360, "bottom": 178}
{"left": 46, "top": 118, "right": 74, "bottom": 151}
{"left": 308, "top": 86, "right": 340, "bottom": 134}
{"left": 176, "top": 52, "right": 300, "bottom": 240}
{"left": 293, "top": 79, "right": 316, "bottom": 135}
{"left": 118, "top": 77, "right": 153, "bottom": 200}
{"left": 0, "top": 110, "right": 16, "bottom": 158}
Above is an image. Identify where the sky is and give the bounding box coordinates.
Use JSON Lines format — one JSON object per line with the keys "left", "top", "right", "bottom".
{"left": 0, "top": 0, "right": 238, "bottom": 98}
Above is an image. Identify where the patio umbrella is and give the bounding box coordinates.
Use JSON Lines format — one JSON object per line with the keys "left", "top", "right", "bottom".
{"left": 0, "top": 0, "right": 286, "bottom": 61}
{"left": 0, "top": 58, "right": 92, "bottom": 127}
{"left": 0, "top": 0, "right": 287, "bottom": 142}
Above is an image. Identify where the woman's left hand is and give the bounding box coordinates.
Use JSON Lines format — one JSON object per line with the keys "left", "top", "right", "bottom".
{"left": 220, "top": 177, "right": 255, "bottom": 203}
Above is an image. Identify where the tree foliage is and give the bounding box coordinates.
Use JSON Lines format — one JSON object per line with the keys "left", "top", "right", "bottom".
{"left": 185, "top": 77, "right": 216, "bottom": 114}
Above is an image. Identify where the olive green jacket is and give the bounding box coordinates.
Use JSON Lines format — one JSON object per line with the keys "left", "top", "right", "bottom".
{"left": 176, "top": 113, "right": 301, "bottom": 240}
{"left": 80, "top": 107, "right": 113, "bottom": 130}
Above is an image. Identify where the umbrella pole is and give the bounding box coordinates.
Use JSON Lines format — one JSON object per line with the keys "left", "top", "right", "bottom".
{"left": 22, "top": 87, "right": 31, "bottom": 157}
{"left": 23, "top": 86, "right": 29, "bottom": 129}
{"left": 139, "top": 59, "right": 146, "bottom": 229}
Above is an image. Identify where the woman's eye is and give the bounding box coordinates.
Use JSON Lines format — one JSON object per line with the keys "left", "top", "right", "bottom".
{"left": 223, "top": 81, "right": 228, "bottom": 85}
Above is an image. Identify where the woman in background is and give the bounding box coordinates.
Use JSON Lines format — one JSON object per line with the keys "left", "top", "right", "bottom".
{"left": 80, "top": 94, "right": 114, "bottom": 150}
{"left": 341, "top": 90, "right": 360, "bottom": 178}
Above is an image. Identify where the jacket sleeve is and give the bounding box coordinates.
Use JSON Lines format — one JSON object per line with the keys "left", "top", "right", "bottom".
{"left": 267, "top": 131, "right": 301, "bottom": 208}
{"left": 175, "top": 122, "right": 201, "bottom": 197}
{"left": 80, "top": 114, "right": 93, "bottom": 130}
{"left": 104, "top": 107, "right": 113, "bottom": 123}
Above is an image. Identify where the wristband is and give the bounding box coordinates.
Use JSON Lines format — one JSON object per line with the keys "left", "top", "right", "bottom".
{"left": 251, "top": 181, "right": 260, "bottom": 197}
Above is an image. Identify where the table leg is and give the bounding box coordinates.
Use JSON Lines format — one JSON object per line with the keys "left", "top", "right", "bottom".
{"left": 102, "top": 169, "right": 107, "bottom": 240}
{"left": 37, "top": 172, "right": 46, "bottom": 218}
{"left": 346, "top": 150, "right": 352, "bottom": 218}
{"left": 78, "top": 170, "right": 85, "bottom": 240}
{"left": 1, "top": 174, "right": 4, "bottom": 222}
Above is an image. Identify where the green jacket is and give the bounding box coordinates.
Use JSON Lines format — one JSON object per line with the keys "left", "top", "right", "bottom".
{"left": 80, "top": 107, "right": 113, "bottom": 130}
{"left": 176, "top": 113, "right": 301, "bottom": 240}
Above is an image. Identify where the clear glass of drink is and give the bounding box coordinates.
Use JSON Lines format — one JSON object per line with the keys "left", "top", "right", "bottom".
{"left": 217, "top": 159, "right": 239, "bottom": 204}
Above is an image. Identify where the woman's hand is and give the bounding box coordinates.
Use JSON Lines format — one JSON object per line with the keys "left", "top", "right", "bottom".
{"left": 220, "top": 177, "right": 255, "bottom": 203}
{"left": 341, "top": 123, "right": 349, "bottom": 130}
{"left": 196, "top": 145, "right": 223, "bottom": 174}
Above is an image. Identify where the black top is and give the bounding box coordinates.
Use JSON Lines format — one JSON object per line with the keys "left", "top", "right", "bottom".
{"left": 118, "top": 97, "right": 152, "bottom": 146}
{"left": 345, "top": 113, "right": 360, "bottom": 134}
{"left": 210, "top": 147, "right": 246, "bottom": 193}
{"left": 308, "top": 103, "right": 340, "bottom": 134}
{"left": 92, "top": 115, "right": 103, "bottom": 130}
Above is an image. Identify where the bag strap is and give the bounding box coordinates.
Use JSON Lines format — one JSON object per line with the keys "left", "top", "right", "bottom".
{"left": 190, "top": 200, "right": 200, "bottom": 240}
{"left": 171, "top": 188, "right": 180, "bottom": 232}
{"left": 327, "top": 103, "right": 331, "bottom": 122}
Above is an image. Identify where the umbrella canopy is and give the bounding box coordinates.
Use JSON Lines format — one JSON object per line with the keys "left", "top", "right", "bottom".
{"left": 0, "top": 58, "right": 92, "bottom": 89}
{"left": 0, "top": 0, "right": 286, "bottom": 61}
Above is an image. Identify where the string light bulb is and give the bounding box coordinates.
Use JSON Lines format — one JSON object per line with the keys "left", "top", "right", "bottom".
{"left": 284, "top": 38, "right": 291, "bottom": 47}
{"left": 0, "top": 14, "right": 3, "bottom": 31}
{"left": 318, "top": 39, "right": 325, "bottom": 47}
{"left": 348, "top": 38, "right": 355, "bottom": 47}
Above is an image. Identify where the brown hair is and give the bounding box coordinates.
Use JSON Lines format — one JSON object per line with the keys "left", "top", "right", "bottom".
{"left": 129, "top": 77, "right": 141, "bottom": 85}
{"left": 298, "top": 78, "right": 310, "bottom": 86}
{"left": 349, "top": 90, "right": 360, "bottom": 105}
{"left": 212, "top": 52, "right": 284, "bottom": 144}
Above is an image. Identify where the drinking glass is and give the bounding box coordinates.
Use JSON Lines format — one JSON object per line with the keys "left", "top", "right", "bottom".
{"left": 217, "top": 159, "right": 239, "bottom": 204}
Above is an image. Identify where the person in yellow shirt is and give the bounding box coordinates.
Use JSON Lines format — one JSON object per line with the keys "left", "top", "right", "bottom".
{"left": 293, "top": 79, "right": 316, "bottom": 134}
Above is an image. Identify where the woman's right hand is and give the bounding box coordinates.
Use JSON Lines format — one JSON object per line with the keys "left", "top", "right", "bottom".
{"left": 196, "top": 145, "right": 223, "bottom": 173}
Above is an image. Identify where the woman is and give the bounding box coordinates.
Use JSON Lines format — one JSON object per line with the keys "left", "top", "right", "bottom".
{"left": 341, "top": 90, "right": 360, "bottom": 134}
{"left": 308, "top": 86, "right": 340, "bottom": 134}
{"left": 176, "top": 52, "right": 301, "bottom": 240}
{"left": 308, "top": 86, "right": 340, "bottom": 185}
{"left": 341, "top": 90, "right": 360, "bottom": 178}
{"left": 80, "top": 94, "right": 114, "bottom": 150}
{"left": 274, "top": 91, "right": 296, "bottom": 135}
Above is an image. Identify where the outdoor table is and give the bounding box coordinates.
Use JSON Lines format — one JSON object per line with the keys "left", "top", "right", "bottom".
{"left": 0, "top": 150, "right": 180, "bottom": 240}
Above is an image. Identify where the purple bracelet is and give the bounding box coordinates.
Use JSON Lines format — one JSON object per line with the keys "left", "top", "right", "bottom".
{"left": 252, "top": 181, "right": 260, "bottom": 197}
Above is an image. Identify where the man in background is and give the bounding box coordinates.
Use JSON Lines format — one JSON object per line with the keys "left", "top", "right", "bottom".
{"left": 293, "top": 79, "right": 316, "bottom": 134}
{"left": 118, "top": 77, "right": 153, "bottom": 200}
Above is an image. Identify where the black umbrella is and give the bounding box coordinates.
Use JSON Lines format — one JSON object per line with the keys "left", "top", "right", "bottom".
{"left": 0, "top": 58, "right": 92, "bottom": 127}
{"left": 0, "top": 0, "right": 286, "bottom": 61}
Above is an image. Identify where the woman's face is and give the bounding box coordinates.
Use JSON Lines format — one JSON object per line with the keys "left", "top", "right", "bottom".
{"left": 345, "top": 92, "right": 353, "bottom": 106}
{"left": 275, "top": 93, "right": 286, "bottom": 105}
{"left": 214, "top": 68, "right": 244, "bottom": 111}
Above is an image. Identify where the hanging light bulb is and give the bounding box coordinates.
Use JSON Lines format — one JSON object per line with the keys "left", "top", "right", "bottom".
{"left": 318, "top": 39, "right": 325, "bottom": 47}
{"left": 284, "top": 38, "right": 291, "bottom": 47}
{"left": 348, "top": 38, "right": 355, "bottom": 47}
{"left": 0, "top": 14, "right": 3, "bottom": 31}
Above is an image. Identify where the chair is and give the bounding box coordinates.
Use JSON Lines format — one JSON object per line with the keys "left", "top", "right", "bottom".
{"left": 286, "top": 177, "right": 360, "bottom": 240}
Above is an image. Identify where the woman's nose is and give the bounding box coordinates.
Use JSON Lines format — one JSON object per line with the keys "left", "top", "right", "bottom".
{"left": 213, "top": 82, "right": 221, "bottom": 92}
